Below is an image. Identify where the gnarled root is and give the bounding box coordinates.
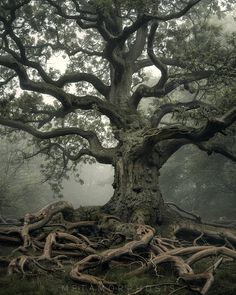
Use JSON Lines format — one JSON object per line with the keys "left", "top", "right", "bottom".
{"left": 70, "top": 224, "right": 155, "bottom": 294}
{"left": 1, "top": 201, "right": 236, "bottom": 295}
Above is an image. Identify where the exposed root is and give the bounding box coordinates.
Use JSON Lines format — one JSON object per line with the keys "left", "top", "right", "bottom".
{"left": 70, "top": 224, "right": 155, "bottom": 294}
{"left": 0, "top": 201, "right": 236, "bottom": 295}
{"left": 166, "top": 202, "right": 202, "bottom": 223}
{"left": 181, "top": 258, "right": 224, "bottom": 295}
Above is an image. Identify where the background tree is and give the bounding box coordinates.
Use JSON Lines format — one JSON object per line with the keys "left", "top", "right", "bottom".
{"left": 160, "top": 144, "right": 236, "bottom": 221}
{"left": 0, "top": 133, "right": 53, "bottom": 217}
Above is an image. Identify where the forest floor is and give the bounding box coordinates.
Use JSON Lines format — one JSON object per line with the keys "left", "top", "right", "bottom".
{"left": 0, "top": 249, "right": 235, "bottom": 295}
{"left": 1, "top": 202, "right": 236, "bottom": 295}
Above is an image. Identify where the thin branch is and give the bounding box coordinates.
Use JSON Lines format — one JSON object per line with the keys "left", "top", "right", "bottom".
{"left": 154, "top": 0, "right": 202, "bottom": 21}
{"left": 196, "top": 142, "right": 236, "bottom": 162}
{"left": 0, "top": 74, "right": 17, "bottom": 87}
{"left": 134, "top": 57, "right": 187, "bottom": 72}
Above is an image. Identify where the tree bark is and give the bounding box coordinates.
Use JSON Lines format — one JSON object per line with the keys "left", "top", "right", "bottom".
{"left": 103, "top": 154, "right": 165, "bottom": 226}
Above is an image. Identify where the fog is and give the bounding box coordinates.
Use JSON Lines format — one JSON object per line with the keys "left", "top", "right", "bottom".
{"left": 62, "top": 163, "right": 114, "bottom": 207}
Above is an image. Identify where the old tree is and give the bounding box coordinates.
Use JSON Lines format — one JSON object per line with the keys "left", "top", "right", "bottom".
{"left": 0, "top": 0, "right": 236, "bottom": 294}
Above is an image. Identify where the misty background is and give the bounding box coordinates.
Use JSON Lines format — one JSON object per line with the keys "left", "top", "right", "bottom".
{"left": 0, "top": 134, "right": 235, "bottom": 222}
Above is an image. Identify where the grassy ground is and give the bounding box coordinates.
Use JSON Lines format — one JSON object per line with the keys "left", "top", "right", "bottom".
{"left": 0, "top": 241, "right": 236, "bottom": 295}
{"left": 0, "top": 260, "right": 235, "bottom": 295}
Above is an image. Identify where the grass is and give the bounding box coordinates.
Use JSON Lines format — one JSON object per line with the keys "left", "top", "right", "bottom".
{"left": 0, "top": 257, "right": 235, "bottom": 294}
{"left": 0, "top": 272, "right": 88, "bottom": 295}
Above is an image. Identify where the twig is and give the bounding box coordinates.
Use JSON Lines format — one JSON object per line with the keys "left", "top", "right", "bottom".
{"left": 128, "top": 283, "right": 182, "bottom": 295}
{"left": 193, "top": 232, "right": 204, "bottom": 246}
{"left": 168, "top": 286, "right": 187, "bottom": 295}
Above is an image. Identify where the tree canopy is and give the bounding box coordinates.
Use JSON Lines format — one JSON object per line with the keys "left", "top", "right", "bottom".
{"left": 0, "top": 0, "right": 235, "bottom": 180}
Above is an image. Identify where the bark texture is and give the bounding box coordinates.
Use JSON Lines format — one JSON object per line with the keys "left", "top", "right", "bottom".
{"left": 103, "top": 155, "right": 165, "bottom": 225}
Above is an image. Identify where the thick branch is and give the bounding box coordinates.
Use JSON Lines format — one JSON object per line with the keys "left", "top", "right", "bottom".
{"left": 0, "top": 5, "right": 108, "bottom": 97}
{"left": 147, "top": 22, "right": 168, "bottom": 90}
{"left": 0, "top": 14, "right": 56, "bottom": 85}
{"left": 127, "top": 24, "right": 148, "bottom": 62}
{"left": 103, "top": 0, "right": 201, "bottom": 74}
{"left": 1, "top": 22, "right": 109, "bottom": 96}
{"left": 0, "top": 117, "right": 115, "bottom": 164}
{"left": 151, "top": 100, "right": 217, "bottom": 127}
{"left": 105, "top": 0, "right": 202, "bottom": 48}
{"left": 142, "top": 108, "right": 236, "bottom": 162}
{"left": 28, "top": 141, "right": 114, "bottom": 165}
{"left": 55, "top": 72, "right": 110, "bottom": 97}
{"left": 159, "top": 107, "right": 236, "bottom": 142}
{"left": 0, "top": 56, "right": 126, "bottom": 128}
{"left": 130, "top": 70, "right": 214, "bottom": 109}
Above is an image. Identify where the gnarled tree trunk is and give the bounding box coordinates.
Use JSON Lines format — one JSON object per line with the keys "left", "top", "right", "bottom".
{"left": 103, "top": 150, "right": 165, "bottom": 226}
